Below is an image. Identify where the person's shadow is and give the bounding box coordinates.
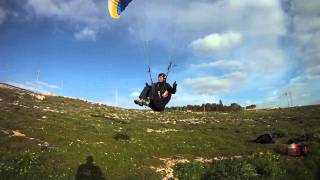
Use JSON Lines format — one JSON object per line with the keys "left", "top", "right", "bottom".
{"left": 75, "top": 156, "right": 106, "bottom": 180}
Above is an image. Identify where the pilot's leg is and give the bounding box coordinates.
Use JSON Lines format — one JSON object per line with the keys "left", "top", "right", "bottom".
{"left": 139, "top": 85, "right": 151, "bottom": 99}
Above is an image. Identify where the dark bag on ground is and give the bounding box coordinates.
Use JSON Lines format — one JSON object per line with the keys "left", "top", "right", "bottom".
{"left": 253, "top": 133, "right": 274, "bottom": 144}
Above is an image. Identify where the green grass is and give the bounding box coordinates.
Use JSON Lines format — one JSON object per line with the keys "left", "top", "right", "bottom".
{"left": 0, "top": 85, "right": 319, "bottom": 179}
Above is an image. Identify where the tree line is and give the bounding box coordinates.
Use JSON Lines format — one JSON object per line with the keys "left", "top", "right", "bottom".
{"left": 168, "top": 100, "right": 256, "bottom": 112}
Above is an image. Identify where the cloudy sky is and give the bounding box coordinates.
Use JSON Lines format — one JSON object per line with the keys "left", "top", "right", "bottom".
{"left": 0, "top": 0, "right": 319, "bottom": 108}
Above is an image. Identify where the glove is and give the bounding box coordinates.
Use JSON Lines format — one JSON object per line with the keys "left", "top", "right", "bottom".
{"left": 173, "top": 81, "right": 177, "bottom": 88}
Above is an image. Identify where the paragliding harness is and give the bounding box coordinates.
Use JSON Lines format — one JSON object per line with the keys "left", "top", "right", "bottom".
{"left": 145, "top": 61, "right": 176, "bottom": 112}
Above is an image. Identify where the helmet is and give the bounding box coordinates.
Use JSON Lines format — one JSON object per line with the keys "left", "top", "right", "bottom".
{"left": 158, "top": 73, "right": 166, "bottom": 78}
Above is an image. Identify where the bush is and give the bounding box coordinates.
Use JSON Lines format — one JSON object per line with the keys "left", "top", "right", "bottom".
{"left": 174, "top": 153, "right": 286, "bottom": 180}
{"left": 203, "top": 159, "right": 257, "bottom": 180}
{"left": 0, "top": 150, "right": 72, "bottom": 179}
{"left": 174, "top": 162, "right": 206, "bottom": 180}
{"left": 250, "top": 152, "right": 286, "bottom": 178}
{"left": 112, "top": 132, "right": 130, "bottom": 140}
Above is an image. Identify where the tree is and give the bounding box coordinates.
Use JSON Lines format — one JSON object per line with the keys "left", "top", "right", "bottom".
{"left": 230, "top": 103, "right": 242, "bottom": 111}
{"left": 246, "top": 104, "right": 256, "bottom": 109}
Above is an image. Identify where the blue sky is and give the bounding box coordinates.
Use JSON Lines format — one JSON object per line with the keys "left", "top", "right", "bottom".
{"left": 0, "top": 0, "right": 319, "bottom": 108}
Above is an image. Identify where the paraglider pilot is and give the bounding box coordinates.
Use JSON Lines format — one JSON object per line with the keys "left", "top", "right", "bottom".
{"left": 134, "top": 73, "right": 177, "bottom": 112}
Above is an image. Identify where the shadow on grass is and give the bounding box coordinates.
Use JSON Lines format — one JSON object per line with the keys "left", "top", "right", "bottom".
{"left": 76, "top": 156, "right": 106, "bottom": 180}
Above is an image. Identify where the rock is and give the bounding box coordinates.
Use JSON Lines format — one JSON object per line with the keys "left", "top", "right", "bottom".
{"left": 12, "top": 130, "right": 26, "bottom": 137}
{"left": 146, "top": 128, "right": 178, "bottom": 133}
{"left": 1, "top": 129, "right": 10, "bottom": 135}
{"left": 30, "top": 94, "right": 45, "bottom": 101}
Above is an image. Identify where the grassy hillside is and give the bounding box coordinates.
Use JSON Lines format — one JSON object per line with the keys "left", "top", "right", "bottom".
{"left": 0, "top": 83, "right": 319, "bottom": 179}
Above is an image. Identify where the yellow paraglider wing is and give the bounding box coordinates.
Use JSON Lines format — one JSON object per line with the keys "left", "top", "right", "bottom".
{"left": 108, "top": 0, "right": 133, "bottom": 19}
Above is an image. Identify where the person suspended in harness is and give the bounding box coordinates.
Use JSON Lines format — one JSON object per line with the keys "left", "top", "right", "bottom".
{"left": 134, "top": 73, "right": 177, "bottom": 112}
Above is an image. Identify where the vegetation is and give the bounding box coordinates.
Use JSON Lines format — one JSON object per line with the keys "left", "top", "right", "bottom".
{"left": 246, "top": 104, "right": 257, "bottom": 110}
{"left": 174, "top": 152, "right": 287, "bottom": 180}
{"left": 167, "top": 100, "right": 243, "bottom": 112}
{"left": 0, "top": 83, "right": 319, "bottom": 179}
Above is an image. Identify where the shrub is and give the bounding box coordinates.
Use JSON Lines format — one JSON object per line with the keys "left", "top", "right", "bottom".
{"left": 174, "top": 162, "right": 206, "bottom": 180}
{"left": 112, "top": 132, "right": 130, "bottom": 140}
{"left": 174, "top": 153, "right": 286, "bottom": 180}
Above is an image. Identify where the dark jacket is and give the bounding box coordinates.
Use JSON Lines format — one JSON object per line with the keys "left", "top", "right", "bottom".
{"left": 149, "top": 82, "right": 176, "bottom": 111}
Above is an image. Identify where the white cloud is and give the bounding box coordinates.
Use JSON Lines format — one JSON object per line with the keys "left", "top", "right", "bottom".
{"left": 74, "top": 27, "right": 97, "bottom": 41}
{"left": 6, "top": 82, "right": 47, "bottom": 94}
{"left": 170, "top": 93, "right": 217, "bottom": 106}
{"left": 289, "top": 0, "right": 320, "bottom": 17}
{"left": 183, "top": 72, "right": 246, "bottom": 96}
{"left": 0, "top": 7, "right": 7, "bottom": 25}
{"left": 26, "top": 0, "right": 105, "bottom": 25}
{"left": 286, "top": 75, "right": 320, "bottom": 104}
{"left": 127, "top": 0, "right": 285, "bottom": 45}
{"left": 24, "top": 0, "right": 286, "bottom": 47}
{"left": 167, "top": 85, "right": 218, "bottom": 106}
{"left": 246, "top": 47, "right": 288, "bottom": 74}
{"left": 26, "top": 0, "right": 107, "bottom": 40}
{"left": 253, "top": 0, "right": 320, "bottom": 108}
{"left": 289, "top": 0, "right": 320, "bottom": 76}
{"left": 190, "top": 32, "right": 243, "bottom": 54}
{"left": 130, "top": 91, "right": 140, "bottom": 97}
{"left": 191, "top": 60, "right": 244, "bottom": 71}
{"left": 187, "top": 43, "right": 288, "bottom": 94}
{"left": 34, "top": 81, "right": 61, "bottom": 89}
{"left": 258, "top": 74, "right": 320, "bottom": 108}
{"left": 5, "top": 81, "right": 61, "bottom": 94}
{"left": 183, "top": 76, "right": 230, "bottom": 95}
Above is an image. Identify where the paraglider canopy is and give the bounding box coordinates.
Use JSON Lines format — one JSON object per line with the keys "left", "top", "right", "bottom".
{"left": 108, "top": 0, "right": 133, "bottom": 19}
